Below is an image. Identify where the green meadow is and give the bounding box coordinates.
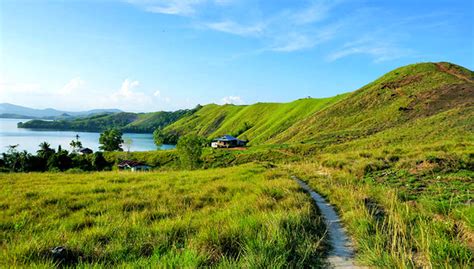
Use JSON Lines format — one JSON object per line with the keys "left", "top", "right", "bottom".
{"left": 0, "top": 165, "right": 328, "bottom": 268}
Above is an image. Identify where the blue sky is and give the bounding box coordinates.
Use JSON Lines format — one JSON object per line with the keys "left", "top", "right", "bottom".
{"left": 1, "top": 0, "right": 473, "bottom": 112}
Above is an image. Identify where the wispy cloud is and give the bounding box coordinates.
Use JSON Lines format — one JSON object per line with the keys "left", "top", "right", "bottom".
{"left": 59, "top": 77, "right": 85, "bottom": 95}
{"left": 290, "top": 0, "right": 334, "bottom": 25}
{"left": 327, "top": 43, "right": 414, "bottom": 63}
{"left": 221, "top": 95, "right": 244, "bottom": 105}
{"left": 128, "top": 0, "right": 340, "bottom": 53}
{"left": 125, "top": 0, "right": 200, "bottom": 16}
{"left": 126, "top": 0, "right": 231, "bottom": 16}
{"left": 205, "top": 20, "right": 265, "bottom": 37}
{"left": 120, "top": 1, "right": 463, "bottom": 62}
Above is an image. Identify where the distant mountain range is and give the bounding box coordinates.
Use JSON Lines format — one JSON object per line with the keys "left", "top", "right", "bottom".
{"left": 0, "top": 103, "right": 122, "bottom": 119}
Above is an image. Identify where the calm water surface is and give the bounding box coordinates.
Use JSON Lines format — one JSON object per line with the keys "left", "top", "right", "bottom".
{"left": 0, "top": 118, "right": 174, "bottom": 153}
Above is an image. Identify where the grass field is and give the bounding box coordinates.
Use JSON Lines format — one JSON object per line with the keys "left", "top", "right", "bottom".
{"left": 287, "top": 142, "right": 473, "bottom": 268}
{"left": 0, "top": 164, "right": 329, "bottom": 268}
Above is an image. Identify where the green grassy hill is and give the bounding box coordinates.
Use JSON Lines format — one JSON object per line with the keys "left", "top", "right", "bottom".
{"left": 159, "top": 62, "right": 472, "bottom": 147}
{"left": 273, "top": 62, "right": 473, "bottom": 146}
{"left": 162, "top": 95, "right": 347, "bottom": 145}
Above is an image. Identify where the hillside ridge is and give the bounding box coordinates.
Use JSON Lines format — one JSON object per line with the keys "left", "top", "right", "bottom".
{"left": 160, "top": 62, "right": 473, "bottom": 146}
{"left": 16, "top": 62, "right": 473, "bottom": 146}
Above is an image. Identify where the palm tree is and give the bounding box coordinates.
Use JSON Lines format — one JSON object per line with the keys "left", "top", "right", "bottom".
{"left": 37, "top": 142, "right": 54, "bottom": 159}
{"left": 70, "top": 134, "right": 83, "bottom": 153}
{"left": 70, "top": 140, "right": 83, "bottom": 152}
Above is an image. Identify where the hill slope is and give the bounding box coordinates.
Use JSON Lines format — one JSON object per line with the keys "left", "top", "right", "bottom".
{"left": 160, "top": 62, "right": 472, "bottom": 146}
{"left": 162, "top": 95, "right": 347, "bottom": 144}
{"left": 272, "top": 62, "right": 473, "bottom": 146}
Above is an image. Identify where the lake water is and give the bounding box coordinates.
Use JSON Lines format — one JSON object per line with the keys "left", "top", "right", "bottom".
{"left": 0, "top": 118, "right": 174, "bottom": 153}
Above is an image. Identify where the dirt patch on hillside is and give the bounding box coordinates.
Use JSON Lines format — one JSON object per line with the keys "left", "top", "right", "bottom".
{"left": 402, "top": 82, "right": 474, "bottom": 118}
{"left": 435, "top": 62, "right": 474, "bottom": 83}
{"left": 381, "top": 74, "right": 423, "bottom": 90}
{"left": 223, "top": 147, "right": 248, "bottom": 151}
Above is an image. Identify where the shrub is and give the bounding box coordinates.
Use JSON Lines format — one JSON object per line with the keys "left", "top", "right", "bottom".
{"left": 177, "top": 134, "right": 204, "bottom": 170}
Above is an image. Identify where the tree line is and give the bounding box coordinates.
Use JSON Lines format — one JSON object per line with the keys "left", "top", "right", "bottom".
{"left": 0, "top": 143, "right": 110, "bottom": 172}
{"left": 1, "top": 127, "right": 207, "bottom": 172}
{"left": 0, "top": 128, "right": 125, "bottom": 172}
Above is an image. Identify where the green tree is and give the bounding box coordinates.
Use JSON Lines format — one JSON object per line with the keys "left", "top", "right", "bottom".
{"left": 36, "top": 142, "right": 55, "bottom": 171}
{"left": 16, "top": 150, "right": 33, "bottom": 172}
{"left": 92, "top": 152, "right": 109, "bottom": 171}
{"left": 70, "top": 134, "right": 83, "bottom": 152}
{"left": 153, "top": 128, "right": 164, "bottom": 149}
{"left": 2, "top": 145, "right": 26, "bottom": 172}
{"left": 99, "top": 129, "right": 124, "bottom": 151}
{"left": 47, "top": 148, "right": 72, "bottom": 171}
{"left": 71, "top": 154, "right": 93, "bottom": 171}
{"left": 176, "top": 134, "right": 203, "bottom": 169}
{"left": 37, "top": 142, "right": 55, "bottom": 159}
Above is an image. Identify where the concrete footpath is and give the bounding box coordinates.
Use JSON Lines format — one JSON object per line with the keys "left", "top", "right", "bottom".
{"left": 292, "top": 176, "right": 362, "bottom": 269}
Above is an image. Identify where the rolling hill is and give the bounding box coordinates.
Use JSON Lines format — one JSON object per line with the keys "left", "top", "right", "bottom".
{"left": 271, "top": 62, "right": 473, "bottom": 146}
{"left": 161, "top": 95, "right": 347, "bottom": 144}
{"left": 159, "top": 62, "right": 473, "bottom": 146}
{"left": 17, "top": 62, "right": 473, "bottom": 146}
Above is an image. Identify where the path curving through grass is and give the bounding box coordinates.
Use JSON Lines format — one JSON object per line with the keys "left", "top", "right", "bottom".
{"left": 292, "top": 176, "right": 360, "bottom": 268}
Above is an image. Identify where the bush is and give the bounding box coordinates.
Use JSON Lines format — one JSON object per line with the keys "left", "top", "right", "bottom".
{"left": 176, "top": 134, "right": 204, "bottom": 170}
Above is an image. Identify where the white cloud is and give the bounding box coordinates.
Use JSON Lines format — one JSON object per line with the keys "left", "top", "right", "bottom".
{"left": 106, "top": 79, "right": 177, "bottom": 111}
{"left": 205, "top": 20, "right": 264, "bottom": 37}
{"left": 271, "top": 33, "right": 316, "bottom": 52}
{"left": 221, "top": 95, "right": 244, "bottom": 105}
{"left": 59, "top": 77, "right": 85, "bottom": 95}
{"left": 110, "top": 79, "right": 149, "bottom": 108}
{"left": 290, "top": 1, "right": 333, "bottom": 25}
{"left": 202, "top": 1, "right": 339, "bottom": 53}
{"left": 144, "top": 0, "right": 202, "bottom": 16}
{"left": 127, "top": 0, "right": 230, "bottom": 16}
{"left": 125, "top": 0, "right": 457, "bottom": 62}
{"left": 128, "top": 0, "right": 339, "bottom": 52}
{"left": 0, "top": 76, "right": 180, "bottom": 112}
{"left": 327, "top": 37, "right": 414, "bottom": 63}
{"left": 113, "top": 79, "right": 140, "bottom": 98}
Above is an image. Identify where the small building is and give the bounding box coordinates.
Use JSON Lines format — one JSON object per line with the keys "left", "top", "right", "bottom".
{"left": 211, "top": 135, "right": 247, "bottom": 148}
{"left": 78, "top": 148, "right": 93, "bottom": 155}
{"left": 117, "top": 160, "right": 151, "bottom": 172}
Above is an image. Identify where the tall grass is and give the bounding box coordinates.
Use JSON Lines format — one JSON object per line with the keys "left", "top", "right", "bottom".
{"left": 287, "top": 160, "right": 473, "bottom": 268}
{"left": 0, "top": 164, "right": 328, "bottom": 267}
